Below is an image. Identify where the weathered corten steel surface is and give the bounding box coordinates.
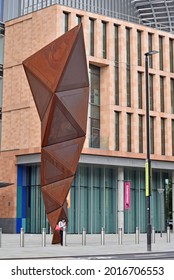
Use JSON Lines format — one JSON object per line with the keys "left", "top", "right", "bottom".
{"left": 23, "top": 24, "right": 89, "bottom": 244}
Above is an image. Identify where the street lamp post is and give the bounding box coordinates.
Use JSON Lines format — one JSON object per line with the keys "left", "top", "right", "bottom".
{"left": 144, "top": 50, "right": 158, "bottom": 252}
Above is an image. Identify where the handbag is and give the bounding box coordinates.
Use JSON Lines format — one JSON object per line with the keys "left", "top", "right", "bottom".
{"left": 55, "top": 225, "right": 61, "bottom": 231}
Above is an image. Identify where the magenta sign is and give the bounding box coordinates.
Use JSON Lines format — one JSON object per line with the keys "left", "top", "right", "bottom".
{"left": 124, "top": 181, "right": 131, "bottom": 209}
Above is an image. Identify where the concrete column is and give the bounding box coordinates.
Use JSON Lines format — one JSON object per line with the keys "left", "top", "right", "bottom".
{"left": 172, "top": 171, "right": 174, "bottom": 233}
{"left": 117, "top": 167, "right": 124, "bottom": 233}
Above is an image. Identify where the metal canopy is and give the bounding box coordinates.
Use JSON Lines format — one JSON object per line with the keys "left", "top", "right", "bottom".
{"left": 132, "top": 0, "right": 174, "bottom": 33}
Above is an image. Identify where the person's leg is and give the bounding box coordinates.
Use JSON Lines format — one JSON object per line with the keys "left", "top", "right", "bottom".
{"left": 60, "top": 230, "right": 63, "bottom": 245}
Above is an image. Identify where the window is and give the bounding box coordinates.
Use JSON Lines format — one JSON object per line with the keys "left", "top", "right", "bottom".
{"left": 149, "top": 74, "right": 154, "bottom": 111}
{"left": 114, "top": 25, "right": 119, "bottom": 105}
{"left": 126, "top": 27, "right": 131, "bottom": 65}
{"left": 115, "top": 66, "right": 119, "bottom": 105}
{"left": 172, "top": 120, "right": 174, "bottom": 156}
{"left": 126, "top": 28, "right": 131, "bottom": 107}
{"left": 115, "top": 111, "right": 119, "bottom": 151}
{"left": 76, "top": 15, "right": 82, "bottom": 24}
{"left": 102, "top": 21, "right": 107, "bottom": 59}
{"left": 159, "top": 36, "right": 164, "bottom": 71}
{"left": 139, "top": 115, "right": 143, "bottom": 153}
{"left": 171, "top": 79, "right": 174, "bottom": 114}
{"left": 127, "top": 66, "right": 131, "bottom": 107}
{"left": 138, "top": 72, "right": 143, "bottom": 109}
{"left": 127, "top": 113, "right": 131, "bottom": 152}
{"left": 160, "top": 76, "right": 165, "bottom": 112}
{"left": 169, "top": 39, "right": 174, "bottom": 73}
{"left": 38, "top": 0, "right": 42, "bottom": 10}
{"left": 33, "top": 0, "right": 38, "bottom": 11}
{"left": 114, "top": 25, "right": 119, "bottom": 62}
{"left": 137, "top": 30, "right": 142, "bottom": 66}
{"left": 150, "top": 116, "right": 154, "bottom": 154}
{"left": 161, "top": 118, "right": 165, "bottom": 155}
{"left": 89, "top": 65, "right": 100, "bottom": 148}
{"left": 148, "top": 33, "right": 153, "bottom": 68}
{"left": 63, "top": 12, "right": 69, "bottom": 33}
{"left": 89, "top": 18, "right": 95, "bottom": 56}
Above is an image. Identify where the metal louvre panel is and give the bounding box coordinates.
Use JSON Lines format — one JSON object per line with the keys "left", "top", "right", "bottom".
{"left": 131, "top": 0, "right": 174, "bottom": 33}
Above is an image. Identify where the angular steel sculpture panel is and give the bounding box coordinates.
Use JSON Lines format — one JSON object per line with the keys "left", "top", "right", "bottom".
{"left": 23, "top": 24, "right": 89, "bottom": 244}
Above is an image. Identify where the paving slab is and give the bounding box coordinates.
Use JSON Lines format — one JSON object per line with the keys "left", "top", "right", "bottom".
{"left": 0, "top": 233, "right": 174, "bottom": 259}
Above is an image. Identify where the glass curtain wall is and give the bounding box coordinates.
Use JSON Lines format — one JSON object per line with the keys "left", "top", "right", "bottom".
{"left": 152, "top": 172, "right": 169, "bottom": 233}
{"left": 17, "top": 165, "right": 49, "bottom": 234}
{"left": 68, "top": 165, "right": 117, "bottom": 234}
{"left": 124, "top": 168, "right": 169, "bottom": 233}
{"left": 124, "top": 168, "right": 146, "bottom": 233}
{"left": 17, "top": 164, "right": 170, "bottom": 234}
{"left": 68, "top": 165, "right": 169, "bottom": 234}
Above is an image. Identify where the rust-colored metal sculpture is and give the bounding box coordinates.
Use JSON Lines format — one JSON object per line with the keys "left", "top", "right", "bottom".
{"left": 23, "top": 24, "right": 89, "bottom": 244}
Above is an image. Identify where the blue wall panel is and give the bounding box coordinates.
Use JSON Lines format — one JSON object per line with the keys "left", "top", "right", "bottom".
{"left": 16, "top": 165, "right": 26, "bottom": 233}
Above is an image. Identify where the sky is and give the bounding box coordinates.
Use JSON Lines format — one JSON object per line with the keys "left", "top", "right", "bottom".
{"left": 0, "top": 0, "right": 3, "bottom": 21}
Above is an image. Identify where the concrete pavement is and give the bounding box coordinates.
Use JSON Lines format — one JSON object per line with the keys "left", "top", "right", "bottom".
{"left": 0, "top": 231, "right": 174, "bottom": 259}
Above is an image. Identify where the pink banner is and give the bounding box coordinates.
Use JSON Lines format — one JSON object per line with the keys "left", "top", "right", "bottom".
{"left": 124, "top": 181, "right": 131, "bottom": 209}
